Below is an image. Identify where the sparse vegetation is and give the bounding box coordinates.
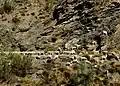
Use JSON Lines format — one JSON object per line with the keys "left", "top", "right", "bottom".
{"left": 0, "top": 0, "right": 14, "bottom": 14}
{"left": 82, "top": 54, "right": 90, "bottom": 60}
{"left": 0, "top": 53, "right": 32, "bottom": 82}
{"left": 0, "top": 51, "right": 120, "bottom": 86}
{"left": 44, "top": 45, "right": 57, "bottom": 53}
{"left": 0, "top": 53, "right": 12, "bottom": 80}
{"left": 94, "top": 0, "right": 111, "bottom": 7}
{"left": 8, "top": 53, "right": 32, "bottom": 77}
{"left": 67, "top": 62, "right": 94, "bottom": 86}
{"left": 0, "top": 0, "right": 120, "bottom": 85}
{"left": 44, "top": 0, "right": 56, "bottom": 13}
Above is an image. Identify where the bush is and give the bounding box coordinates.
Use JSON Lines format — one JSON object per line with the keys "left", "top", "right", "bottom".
{"left": 0, "top": 53, "right": 12, "bottom": 80}
{"left": 40, "top": 67, "right": 72, "bottom": 86}
{"left": 0, "top": 53, "right": 32, "bottom": 81}
{"left": 8, "top": 53, "right": 32, "bottom": 77}
{"left": 40, "top": 60, "right": 95, "bottom": 86}
{"left": 67, "top": 62, "right": 94, "bottom": 86}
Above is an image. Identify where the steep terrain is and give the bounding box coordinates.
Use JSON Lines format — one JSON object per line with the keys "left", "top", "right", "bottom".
{"left": 0, "top": 0, "right": 120, "bottom": 86}
{"left": 0, "top": 0, "right": 120, "bottom": 52}
{"left": 0, "top": 0, "right": 57, "bottom": 51}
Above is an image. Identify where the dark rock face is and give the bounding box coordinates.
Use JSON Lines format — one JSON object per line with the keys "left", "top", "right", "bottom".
{"left": 53, "top": 0, "right": 120, "bottom": 50}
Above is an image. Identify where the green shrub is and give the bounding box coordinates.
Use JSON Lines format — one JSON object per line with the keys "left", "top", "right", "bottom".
{"left": 0, "top": 53, "right": 12, "bottom": 80}
{"left": 8, "top": 53, "right": 32, "bottom": 77}
{"left": 41, "top": 61, "right": 95, "bottom": 86}
{"left": 0, "top": 53, "right": 32, "bottom": 81}
{"left": 67, "top": 62, "right": 94, "bottom": 86}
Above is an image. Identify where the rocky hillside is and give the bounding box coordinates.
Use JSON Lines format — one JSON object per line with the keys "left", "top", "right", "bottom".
{"left": 0, "top": 0, "right": 56, "bottom": 51}
{"left": 52, "top": 0, "right": 120, "bottom": 51}
{"left": 0, "top": 0, "right": 119, "bottom": 52}
{"left": 0, "top": 0, "right": 120, "bottom": 86}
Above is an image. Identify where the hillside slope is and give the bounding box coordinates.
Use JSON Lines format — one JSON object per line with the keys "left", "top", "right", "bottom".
{"left": 0, "top": 0, "right": 120, "bottom": 86}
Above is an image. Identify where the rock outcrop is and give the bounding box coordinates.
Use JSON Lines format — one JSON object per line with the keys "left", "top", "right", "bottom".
{"left": 0, "top": 0, "right": 120, "bottom": 52}
{"left": 52, "top": 0, "right": 120, "bottom": 51}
